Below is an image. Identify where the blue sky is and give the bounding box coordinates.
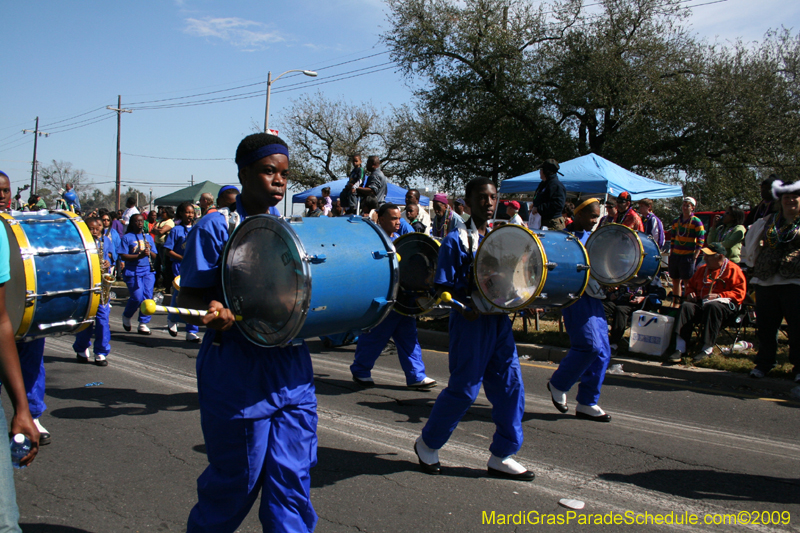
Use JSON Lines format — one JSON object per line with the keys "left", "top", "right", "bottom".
{"left": 1, "top": 0, "right": 797, "bottom": 214}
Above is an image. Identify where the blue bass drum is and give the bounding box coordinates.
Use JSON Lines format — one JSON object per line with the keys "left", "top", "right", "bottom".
{"left": 473, "top": 225, "right": 589, "bottom": 311}
{"left": 222, "top": 215, "right": 399, "bottom": 347}
{"left": 532, "top": 229, "right": 591, "bottom": 308}
{"left": 585, "top": 223, "right": 661, "bottom": 286}
{"left": 1, "top": 211, "right": 101, "bottom": 341}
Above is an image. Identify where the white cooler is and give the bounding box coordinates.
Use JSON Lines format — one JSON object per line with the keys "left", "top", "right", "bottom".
{"left": 629, "top": 310, "right": 675, "bottom": 356}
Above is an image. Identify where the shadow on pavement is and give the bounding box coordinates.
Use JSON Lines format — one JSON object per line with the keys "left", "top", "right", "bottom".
{"left": 20, "top": 525, "right": 93, "bottom": 532}
{"left": 599, "top": 469, "right": 800, "bottom": 504}
{"left": 311, "top": 446, "right": 486, "bottom": 487}
{"left": 46, "top": 387, "right": 198, "bottom": 419}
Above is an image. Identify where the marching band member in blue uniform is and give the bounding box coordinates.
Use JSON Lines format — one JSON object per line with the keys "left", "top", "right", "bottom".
{"left": 164, "top": 201, "right": 200, "bottom": 343}
{"left": 118, "top": 214, "right": 157, "bottom": 335}
{"left": 350, "top": 203, "right": 436, "bottom": 389}
{"left": 0, "top": 172, "right": 50, "bottom": 446}
{"left": 73, "top": 217, "right": 115, "bottom": 366}
{"left": 180, "top": 134, "right": 318, "bottom": 533}
{"left": 414, "top": 177, "right": 534, "bottom": 481}
{"left": 547, "top": 198, "right": 613, "bottom": 422}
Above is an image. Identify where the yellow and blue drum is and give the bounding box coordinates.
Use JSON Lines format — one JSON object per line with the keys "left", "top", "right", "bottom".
{"left": 1, "top": 211, "right": 101, "bottom": 341}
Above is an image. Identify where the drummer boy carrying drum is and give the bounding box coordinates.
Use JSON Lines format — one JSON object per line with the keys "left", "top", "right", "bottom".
{"left": 414, "top": 177, "right": 535, "bottom": 481}
{"left": 178, "top": 134, "right": 318, "bottom": 533}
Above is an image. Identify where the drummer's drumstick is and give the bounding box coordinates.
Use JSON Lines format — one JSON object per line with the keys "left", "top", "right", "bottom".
{"left": 439, "top": 292, "right": 472, "bottom": 313}
{"left": 140, "top": 299, "right": 243, "bottom": 321}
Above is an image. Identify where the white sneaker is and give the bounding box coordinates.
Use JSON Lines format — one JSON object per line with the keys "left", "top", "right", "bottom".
{"left": 76, "top": 348, "right": 90, "bottom": 362}
{"left": 34, "top": 418, "right": 51, "bottom": 445}
{"left": 749, "top": 368, "right": 765, "bottom": 379}
{"left": 94, "top": 354, "right": 108, "bottom": 367}
{"left": 167, "top": 321, "right": 178, "bottom": 337}
{"left": 487, "top": 454, "right": 535, "bottom": 480}
{"left": 138, "top": 324, "right": 151, "bottom": 335}
{"left": 408, "top": 377, "right": 437, "bottom": 389}
{"left": 576, "top": 403, "right": 612, "bottom": 422}
{"left": 186, "top": 332, "right": 201, "bottom": 343}
{"left": 122, "top": 314, "right": 132, "bottom": 332}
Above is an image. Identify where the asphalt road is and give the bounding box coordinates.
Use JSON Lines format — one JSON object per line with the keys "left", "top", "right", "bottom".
{"left": 5, "top": 304, "right": 800, "bottom": 532}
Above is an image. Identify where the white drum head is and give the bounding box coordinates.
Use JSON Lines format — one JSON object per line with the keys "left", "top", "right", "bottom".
{"left": 222, "top": 215, "right": 311, "bottom": 347}
{"left": 585, "top": 224, "right": 642, "bottom": 285}
{"left": 474, "top": 225, "right": 545, "bottom": 311}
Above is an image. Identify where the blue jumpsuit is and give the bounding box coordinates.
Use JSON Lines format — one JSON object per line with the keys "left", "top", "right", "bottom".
{"left": 164, "top": 223, "right": 199, "bottom": 336}
{"left": 350, "top": 233, "right": 428, "bottom": 385}
{"left": 73, "top": 234, "right": 115, "bottom": 357}
{"left": 183, "top": 196, "right": 318, "bottom": 533}
{"left": 549, "top": 228, "right": 611, "bottom": 407}
{"left": 118, "top": 232, "right": 156, "bottom": 324}
{"left": 420, "top": 229, "right": 525, "bottom": 458}
{"left": 12, "top": 339, "right": 47, "bottom": 419}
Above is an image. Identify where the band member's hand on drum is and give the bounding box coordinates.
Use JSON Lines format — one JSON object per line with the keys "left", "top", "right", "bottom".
{"left": 203, "top": 300, "right": 236, "bottom": 331}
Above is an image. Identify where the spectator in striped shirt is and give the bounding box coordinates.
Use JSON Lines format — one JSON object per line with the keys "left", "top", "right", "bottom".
{"left": 667, "top": 197, "right": 705, "bottom": 302}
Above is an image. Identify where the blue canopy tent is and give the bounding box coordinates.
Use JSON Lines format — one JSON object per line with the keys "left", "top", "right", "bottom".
{"left": 293, "top": 178, "right": 430, "bottom": 206}
{"left": 499, "top": 154, "right": 683, "bottom": 200}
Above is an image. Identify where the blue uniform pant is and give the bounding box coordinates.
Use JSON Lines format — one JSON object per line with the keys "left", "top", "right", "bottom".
{"left": 13, "top": 339, "right": 46, "bottom": 419}
{"left": 421, "top": 312, "right": 524, "bottom": 457}
{"left": 350, "top": 311, "right": 426, "bottom": 385}
{"left": 0, "top": 398, "right": 21, "bottom": 533}
{"left": 73, "top": 302, "right": 111, "bottom": 356}
{"left": 187, "top": 330, "right": 318, "bottom": 533}
{"left": 122, "top": 271, "right": 155, "bottom": 324}
{"left": 550, "top": 295, "right": 611, "bottom": 407}
{"left": 168, "top": 290, "right": 198, "bottom": 334}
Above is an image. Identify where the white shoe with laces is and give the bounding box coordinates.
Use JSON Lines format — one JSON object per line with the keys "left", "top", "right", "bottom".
{"left": 138, "top": 324, "right": 151, "bottom": 335}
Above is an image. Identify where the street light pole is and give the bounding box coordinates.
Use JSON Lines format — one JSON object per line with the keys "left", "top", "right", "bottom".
{"left": 263, "top": 69, "right": 318, "bottom": 133}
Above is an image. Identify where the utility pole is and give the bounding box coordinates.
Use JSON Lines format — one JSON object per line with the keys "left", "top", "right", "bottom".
{"left": 22, "top": 117, "right": 49, "bottom": 192}
{"left": 107, "top": 96, "right": 132, "bottom": 211}
{"left": 191, "top": 175, "right": 194, "bottom": 186}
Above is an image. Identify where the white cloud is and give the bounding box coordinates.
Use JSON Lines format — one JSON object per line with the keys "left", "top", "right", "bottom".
{"left": 184, "top": 17, "right": 285, "bottom": 49}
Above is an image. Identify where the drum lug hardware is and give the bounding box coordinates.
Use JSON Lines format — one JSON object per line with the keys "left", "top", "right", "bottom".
{"left": 565, "top": 235, "right": 576, "bottom": 241}
{"left": 38, "top": 319, "right": 93, "bottom": 331}
{"left": 310, "top": 306, "right": 327, "bottom": 311}
{"left": 307, "top": 254, "right": 327, "bottom": 264}
{"left": 576, "top": 264, "right": 590, "bottom": 271}
{"left": 545, "top": 262, "right": 557, "bottom": 270}
{"left": 372, "top": 250, "right": 395, "bottom": 259}
{"left": 568, "top": 293, "right": 580, "bottom": 300}
{"left": 537, "top": 293, "right": 548, "bottom": 300}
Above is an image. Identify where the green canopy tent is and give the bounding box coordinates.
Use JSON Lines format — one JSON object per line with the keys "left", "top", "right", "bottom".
{"left": 154, "top": 181, "right": 228, "bottom": 206}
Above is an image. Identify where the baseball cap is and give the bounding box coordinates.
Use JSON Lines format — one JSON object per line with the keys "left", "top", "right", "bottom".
{"left": 507, "top": 200, "right": 520, "bottom": 210}
{"left": 455, "top": 198, "right": 466, "bottom": 206}
{"left": 616, "top": 191, "right": 631, "bottom": 202}
{"left": 683, "top": 196, "right": 697, "bottom": 207}
{"left": 701, "top": 242, "right": 726, "bottom": 256}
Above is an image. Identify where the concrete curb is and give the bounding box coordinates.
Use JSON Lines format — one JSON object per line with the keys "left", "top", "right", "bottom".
{"left": 418, "top": 329, "right": 798, "bottom": 398}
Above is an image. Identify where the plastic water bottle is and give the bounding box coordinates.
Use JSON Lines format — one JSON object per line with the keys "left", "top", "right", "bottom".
{"left": 153, "top": 292, "right": 164, "bottom": 305}
{"left": 732, "top": 341, "right": 753, "bottom": 353}
{"left": 722, "top": 341, "right": 753, "bottom": 354}
{"left": 9, "top": 434, "right": 31, "bottom": 469}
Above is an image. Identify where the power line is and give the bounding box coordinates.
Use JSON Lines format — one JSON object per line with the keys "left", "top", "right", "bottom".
{"left": 47, "top": 114, "right": 115, "bottom": 135}
{"left": 39, "top": 106, "right": 109, "bottom": 129}
{"left": 123, "top": 153, "right": 231, "bottom": 161}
